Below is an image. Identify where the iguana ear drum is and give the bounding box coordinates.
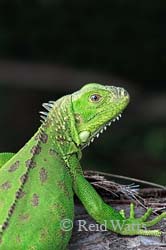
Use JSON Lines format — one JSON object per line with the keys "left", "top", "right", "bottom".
{"left": 74, "top": 113, "right": 82, "bottom": 124}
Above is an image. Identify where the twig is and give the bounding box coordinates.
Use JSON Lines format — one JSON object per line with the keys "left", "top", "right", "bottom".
{"left": 86, "top": 170, "right": 166, "bottom": 189}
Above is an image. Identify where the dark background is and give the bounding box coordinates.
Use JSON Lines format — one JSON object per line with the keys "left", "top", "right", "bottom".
{"left": 0, "top": 1, "right": 165, "bottom": 184}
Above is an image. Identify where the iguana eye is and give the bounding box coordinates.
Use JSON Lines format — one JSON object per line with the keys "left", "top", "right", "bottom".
{"left": 89, "top": 94, "right": 102, "bottom": 102}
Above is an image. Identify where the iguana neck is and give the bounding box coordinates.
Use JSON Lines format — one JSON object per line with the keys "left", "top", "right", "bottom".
{"left": 40, "top": 95, "right": 81, "bottom": 159}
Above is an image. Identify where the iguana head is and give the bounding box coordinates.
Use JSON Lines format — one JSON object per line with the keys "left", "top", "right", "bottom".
{"left": 71, "top": 83, "right": 130, "bottom": 148}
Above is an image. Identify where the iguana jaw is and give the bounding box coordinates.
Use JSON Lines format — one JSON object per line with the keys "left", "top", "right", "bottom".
{"left": 81, "top": 112, "right": 122, "bottom": 149}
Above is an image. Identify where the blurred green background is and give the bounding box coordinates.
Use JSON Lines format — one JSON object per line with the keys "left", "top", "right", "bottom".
{"left": 0, "top": 1, "right": 165, "bottom": 184}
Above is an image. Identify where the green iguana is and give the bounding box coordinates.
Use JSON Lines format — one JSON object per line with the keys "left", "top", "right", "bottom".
{"left": 0, "top": 83, "right": 165, "bottom": 250}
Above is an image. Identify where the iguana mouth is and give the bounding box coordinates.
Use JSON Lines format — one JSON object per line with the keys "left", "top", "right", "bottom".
{"left": 82, "top": 112, "right": 122, "bottom": 149}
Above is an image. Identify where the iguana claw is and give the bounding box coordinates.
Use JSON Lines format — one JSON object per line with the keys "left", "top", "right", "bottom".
{"left": 119, "top": 203, "right": 166, "bottom": 236}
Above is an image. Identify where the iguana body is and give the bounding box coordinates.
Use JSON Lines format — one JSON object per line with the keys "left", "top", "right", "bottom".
{"left": 0, "top": 83, "right": 165, "bottom": 250}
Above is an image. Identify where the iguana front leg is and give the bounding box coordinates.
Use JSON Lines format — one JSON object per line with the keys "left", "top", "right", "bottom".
{"left": 69, "top": 155, "right": 166, "bottom": 236}
{"left": 0, "top": 152, "right": 15, "bottom": 168}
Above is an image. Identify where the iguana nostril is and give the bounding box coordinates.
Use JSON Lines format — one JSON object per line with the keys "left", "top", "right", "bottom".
{"left": 123, "top": 89, "right": 129, "bottom": 97}
{"left": 117, "top": 87, "right": 129, "bottom": 99}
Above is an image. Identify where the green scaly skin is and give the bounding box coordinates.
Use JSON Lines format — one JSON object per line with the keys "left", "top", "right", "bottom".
{"left": 0, "top": 83, "right": 165, "bottom": 250}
